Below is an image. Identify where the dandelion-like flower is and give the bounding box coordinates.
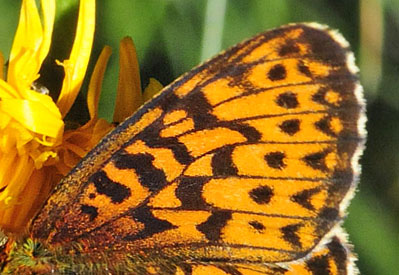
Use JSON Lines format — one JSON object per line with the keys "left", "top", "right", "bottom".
{"left": 0, "top": 0, "right": 162, "bottom": 233}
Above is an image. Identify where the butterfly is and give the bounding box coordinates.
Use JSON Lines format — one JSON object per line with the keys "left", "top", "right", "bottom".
{"left": 0, "top": 23, "right": 366, "bottom": 274}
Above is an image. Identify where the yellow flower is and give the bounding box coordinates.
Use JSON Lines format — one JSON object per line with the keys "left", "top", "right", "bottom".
{"left": 0, "top": 0, "right": 162, "bottom": 233}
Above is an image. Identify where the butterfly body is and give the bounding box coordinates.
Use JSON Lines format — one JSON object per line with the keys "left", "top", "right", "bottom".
{"left": 1, "top": 23, "right": 365, "bottom": 275}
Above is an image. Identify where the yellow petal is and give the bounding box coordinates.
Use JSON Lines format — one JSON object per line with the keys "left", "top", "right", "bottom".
{"left": 21, "top": 88, "right": 62, "bottom": 119}
{"left": 87, "top": 46, "right": 112, "bottom": 121}
{"left": 38, "top": 0, "right": 56, "bottom": 62}
{"left": 0, "top": 79, "right": 20, "bottom": 99}
{"left": 0, "top": 153, "right": 33, "bottom": 209}
{"left": 56, "top": 0, "right": 96, "bottom": 117}
{"left": 32, "top": 150, "right": 58, "bottom": 169}
{"left": 113, "top": 37, "right": 143, "bottom": 123}
{"left": 0, "top": 112, "right": 11, "bottom": 131}
{"left": 143, "top": 78, "right": 164, "bottom": 102}
{"left": 0, "top": 122, "right": 32, "bottom": 154}
{"left": 11, "top": 168, "right": 50, "bottom": 231}
{"left": 7, "top": 0, "right": 55, "bottom": 94}
{"left": 0, "top": 149, "right": 18, "bottom": 191}
{"left": 0, "top": 162, "right": 54, "bottom": 233}
{"left": 0, "top": 96, "right": 63, "bottom": 141}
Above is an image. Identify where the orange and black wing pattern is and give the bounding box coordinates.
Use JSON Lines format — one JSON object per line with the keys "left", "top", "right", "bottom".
{"left": 24, "top": 23, "right": 365, "bottom": 274}
{"left": 170, "top": 231, "right": 357, "bottom": 275}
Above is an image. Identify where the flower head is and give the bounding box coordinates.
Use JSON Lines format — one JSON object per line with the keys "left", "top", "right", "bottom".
{"left": 0, "top": 0, "right": 162, "bottom": 233}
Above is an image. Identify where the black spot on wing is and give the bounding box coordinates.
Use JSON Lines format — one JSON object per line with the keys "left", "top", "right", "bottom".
{"left": 264, "top": 151, "right": 286, "bottom": 169}
{"left": 291, "top": 188, "right": 321, "bottom": 211}
{"left": 276, "top": 92, "right": 299, "bottom": 109}
{"left": 220, "top": 122, "right": 261, "bottom": 143}
{"left": 212, "top": 146, "right": 238, "bottom": 176}
{"left": 182, "top": 91, "right": 216, "bottom": 129}
{"left": 249, "top": 220, "right": 265, "bottom": 232}
{"left": 315, "top": 116, "right": 339, "bottom": 137}
{"left": 124, "top": 206, "right": 176, "bottom": 241}
{"left": 224, "top": 63, "right": 249, "bottom": 80}
{"left": 279, "top": 40, "right": 300, "bottom": 56}
{"left": 268, "top": 64, "right": 286, "bottom": 81}
{"left": 176, "top": 176, "right": 209, "bottom": 210}
{"left": 90, "top": 170, "right": 131, "bottom": 203}
{"left": 80, "top": 205, "right": 98, "bottom": 221}
{"left": 249, "top": 185, "right": 273, "bottom": 204}
{"left": 138, "top": 121, "right": 194, "bottom": 165}
{"left": 297, "top": 60, "right": 312, "bottom": 77}
{"left": 279, "top": 119, "right": 300, "bottom": 136}
{"left": 197, "top": 210, "right": 232, "bottom": 241}
{"left": 281, "top": 223, "right": 302, "bottom": 248}
{"left": 113, "top": 152, "right": 167, "bottom": 192}
{"left": 312, "top": 87, "right": 339, "bottom": 108}
{"left": 302, "top": 150, "right": 330, "bottom": 172}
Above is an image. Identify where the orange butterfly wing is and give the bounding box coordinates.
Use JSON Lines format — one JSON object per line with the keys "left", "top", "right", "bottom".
{"left": 30, "top": 23, "right": 365, "bottom": 274}
{"left": 171, "top": 232, "right": 356, "bottom": 275}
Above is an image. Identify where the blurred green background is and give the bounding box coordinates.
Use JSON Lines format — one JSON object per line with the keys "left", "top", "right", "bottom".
{"left": 0, "top": 1, "right": 397, "bottom": 274}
